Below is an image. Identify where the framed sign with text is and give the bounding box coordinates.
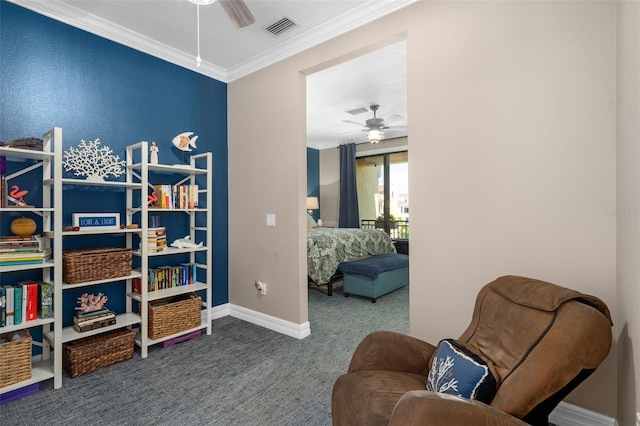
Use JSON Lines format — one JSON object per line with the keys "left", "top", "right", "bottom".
{"left": 72, "top": 213, "right": 120, "bottom": 230}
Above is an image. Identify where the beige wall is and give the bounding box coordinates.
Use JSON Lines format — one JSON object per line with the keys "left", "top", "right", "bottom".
{"left": 616, "top": 1, "right": 640, "bottom": 425}
{"left": 228, "top": 0, "right": 618, "bottom": 418}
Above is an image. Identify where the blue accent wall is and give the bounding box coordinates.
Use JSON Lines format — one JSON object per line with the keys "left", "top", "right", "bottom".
{"left": 306, "top": 148, "right": 320, "bottom": 220}
{"left": 0, "top": 3, "right": 229, "bottom": 309}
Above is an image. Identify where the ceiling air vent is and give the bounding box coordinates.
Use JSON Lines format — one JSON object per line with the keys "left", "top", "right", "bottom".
{"left": 264, "top": 17, "right": 297, "bottom": 36}
{"left": 346, "top": 107, "right": 369, "bottom": 116}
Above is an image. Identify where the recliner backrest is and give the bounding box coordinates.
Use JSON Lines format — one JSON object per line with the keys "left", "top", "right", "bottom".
{"left": 457, "top": 276, "right": 612, "bottom": 424}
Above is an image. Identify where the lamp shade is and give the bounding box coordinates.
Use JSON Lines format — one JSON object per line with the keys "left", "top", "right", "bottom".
{"left": 306, "top": 197, "right": 319, "bottom": 210}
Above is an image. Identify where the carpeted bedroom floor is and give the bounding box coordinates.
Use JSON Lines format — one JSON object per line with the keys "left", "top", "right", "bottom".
{"left": 0, "top": 283, "right": 409, "bottom": 425}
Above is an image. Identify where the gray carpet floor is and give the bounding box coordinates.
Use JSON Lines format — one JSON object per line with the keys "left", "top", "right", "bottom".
{"left": 0, "top": 284, "right": 409, "bottom": 425}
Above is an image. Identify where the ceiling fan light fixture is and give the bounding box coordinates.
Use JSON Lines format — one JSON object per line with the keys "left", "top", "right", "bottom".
{"left": 367, "top": 128, "right": 384, "bottom": 144}
{"left": 189, "top": 0, "right": 215, "bottom": 5}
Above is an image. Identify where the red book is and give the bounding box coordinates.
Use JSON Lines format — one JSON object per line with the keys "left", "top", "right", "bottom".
{"left": 18, "top": 280, "right": 38, "bottom": 321}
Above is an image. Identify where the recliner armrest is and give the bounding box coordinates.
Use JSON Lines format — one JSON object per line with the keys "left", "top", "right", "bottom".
{"left": 348, "top": 330, "right": 435, "bottom": 376}
{"left": 389, "top": 391, "right": 529, "bottom": 426}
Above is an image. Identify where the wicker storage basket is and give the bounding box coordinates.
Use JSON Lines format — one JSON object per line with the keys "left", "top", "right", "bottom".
{"left": 0, "top": 329, "right": 32, "bottom": 387}
{"left": 63, "top": 247, "right": 132, "bottom": 284}
{"left": 148, "top": 293, "right": 202, "bottom": 339}
{"left": 63, "top": 328, "right": 135, "bottom": 378}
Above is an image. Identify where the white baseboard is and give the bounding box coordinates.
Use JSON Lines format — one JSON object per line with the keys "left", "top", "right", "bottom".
{"left": 227, "top": 304, "right": 310, "bottom": 339}
{"left": 211, "top": 302, "right": 231, "bottom": 319}
{"left": 550, "top": 401, "right": 618, "bottom": 426}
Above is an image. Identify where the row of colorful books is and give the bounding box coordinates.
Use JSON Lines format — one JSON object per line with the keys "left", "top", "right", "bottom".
{"left": 0, "top": 280, "right": 53, "bottom": 328}
{"left": 0, "top": 235, "right": 49, "bottom": 266}
{"left": 132, "top": 263, "right": 196, "bottom": 293}
{"left": 152, "top": 184, "right": 199, "bottom": 210}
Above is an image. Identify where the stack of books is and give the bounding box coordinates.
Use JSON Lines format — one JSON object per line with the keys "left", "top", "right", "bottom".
{"left": 147, "top": 227, "right": 167, "bottom": 253}
{"left": 0, "top": 235, "right": 49, "bottom": 266}
{"left": 73, "top": 308, "right": 116, "bottom": 333}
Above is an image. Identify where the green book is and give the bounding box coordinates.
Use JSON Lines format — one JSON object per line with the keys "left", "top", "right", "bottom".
{"left": 13, "top": 284, "right": 22, "bottom": 325}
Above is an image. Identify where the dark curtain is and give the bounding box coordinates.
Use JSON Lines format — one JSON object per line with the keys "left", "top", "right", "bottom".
{"left": 339, "top": 143, "right": 360, "bottom": 228}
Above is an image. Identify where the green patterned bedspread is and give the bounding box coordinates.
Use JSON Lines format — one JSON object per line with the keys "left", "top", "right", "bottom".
{"left": 307, "top": 227, "right": 396, "bottom": 285}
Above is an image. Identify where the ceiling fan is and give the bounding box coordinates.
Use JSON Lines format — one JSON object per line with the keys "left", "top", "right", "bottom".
{"left": 189, "top": 0, "right": 256, "bottom": 28}
{"left": 342, "top": 105, "right": 406, "bottom": 144}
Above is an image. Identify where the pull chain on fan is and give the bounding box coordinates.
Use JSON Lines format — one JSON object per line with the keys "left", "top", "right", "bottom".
{"left": 189, "top": 0, "right": 215, "bottom": 67}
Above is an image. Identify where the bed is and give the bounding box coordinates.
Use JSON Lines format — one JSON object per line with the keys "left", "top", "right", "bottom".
{"left": 307, "top": 227, "right": 397, "bottom": 291}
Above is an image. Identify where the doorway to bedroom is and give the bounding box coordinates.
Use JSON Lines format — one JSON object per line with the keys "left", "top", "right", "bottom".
{"left": 305, "top": 38, "right": 409, "bottom": 319}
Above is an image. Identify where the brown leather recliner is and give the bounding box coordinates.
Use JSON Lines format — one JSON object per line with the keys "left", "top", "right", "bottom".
{"left": 332, "top": 275, "right": 613, "bottom": 426}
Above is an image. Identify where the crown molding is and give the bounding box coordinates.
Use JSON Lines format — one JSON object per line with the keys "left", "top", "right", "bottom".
{"left": 7, "top": 0, "right": 229, "bottom": 81}
{"left": 7, "top": 0, "right": 417, "bottom": 83}
{"left": 224, "top": 0, "right": 418, "bottom": 81}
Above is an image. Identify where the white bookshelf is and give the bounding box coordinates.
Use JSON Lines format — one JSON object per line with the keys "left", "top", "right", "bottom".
{"left": 126, "top": 141, "right": 212, "bottom": 358}
{"left": 0, "top": 128, "right": 59, "bottom": 394}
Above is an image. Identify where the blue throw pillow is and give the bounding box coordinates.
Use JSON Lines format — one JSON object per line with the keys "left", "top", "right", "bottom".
{"left": 426, "top": 339, "right": 497, "bottom": 404}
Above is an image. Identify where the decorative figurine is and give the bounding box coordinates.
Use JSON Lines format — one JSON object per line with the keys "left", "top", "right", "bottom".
{"left": 63, "top": 138, "right": 125, "bottom": 182}
{"left": 150, "top": 141, "right": 159, "bottom": 164}
{"left": 10, "top": 216, "right": 37, "bottom": 236}
{"left": 148, "top": 191, "right": 158, "bottom": 207}
{"left": 8, "top": 185, "right": 29, "bottom": 206}
{"left": 170, "top": 235, "right": 203, "bottom": 249}
{"left": 172, "top": 132, "right": 198, "bottom": 152}
{"left": 75, "top": 292, "right": 108, "bottom": 313}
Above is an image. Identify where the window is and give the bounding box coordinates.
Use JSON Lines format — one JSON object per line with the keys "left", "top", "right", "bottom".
{"left": 356, "top": 151, "right": 409, "bottom": 239}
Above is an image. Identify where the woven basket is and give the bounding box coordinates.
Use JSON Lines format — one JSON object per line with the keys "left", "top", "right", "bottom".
{"left": 148, "top": 293, "right": 202, "bottom": 340}
{"left": 63, "top": 328, "right": 135, "bottom": 378}
{"left": 0, "top": 329, "right": 32, "bottom": 387}
{"left": 63, "top": 247, "right": 132, "bottom": 284}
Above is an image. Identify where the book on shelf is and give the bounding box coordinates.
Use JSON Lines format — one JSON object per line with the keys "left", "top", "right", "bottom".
{"left": 2, "top": 285, "right": 14, "bottom": 326}
{"left": 75, "top": 307, "right": 110, "bottom": 318}
{"left": 0, "top": 287, "right": 5, "bottom": 327}
{"left": 13, "top": 285, "right": 22, "bottom": 325}
{"left": 73, "top": 314, "right": 116, "bottom": 333}
{"left": 74, "top": 310, "right": 115, "bottom": 325}
{"left": 18, "top": 280, "right": 39, "bottom": 321}
{"left": 0, "top": 235, "right": 41, "bottom": 242}
{"left": 39, "top": 282, "right": 53, "bottom": 319}
{"left": 0, "top": 249, "right": 50, "bottom": 266}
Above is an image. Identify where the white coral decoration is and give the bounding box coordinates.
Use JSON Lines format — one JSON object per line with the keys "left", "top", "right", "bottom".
{"left": 427, "top": 355, "right": 459, "bottom": 394}
{"left": 63, "top": 138, "right": 125, "bottom": 182}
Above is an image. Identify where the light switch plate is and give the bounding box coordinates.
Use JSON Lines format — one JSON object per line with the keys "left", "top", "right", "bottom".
{"left": 266, "top": 214, "right": 276, "bottom": 227}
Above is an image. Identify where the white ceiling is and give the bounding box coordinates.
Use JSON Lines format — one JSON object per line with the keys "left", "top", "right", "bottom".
{"left": 9, "top": 0, "right": 411, "bottom": 150}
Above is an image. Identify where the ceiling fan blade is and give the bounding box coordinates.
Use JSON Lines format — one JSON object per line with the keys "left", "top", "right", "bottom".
{"left": 383, "top": 114, "right": 406, "bottom": 126}
{"left": 219, "top": 0, "right": 256, "bottom": 28}
{"left": 337, "top": 128, "right": 367, "bottom": 137}
{"left": 342, "top": 119, "right": 365, "bottom": 127}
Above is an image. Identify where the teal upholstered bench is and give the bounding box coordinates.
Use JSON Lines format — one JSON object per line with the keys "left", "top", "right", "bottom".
{"left": 338, "top": 253, "right": 409, "bottom": 303}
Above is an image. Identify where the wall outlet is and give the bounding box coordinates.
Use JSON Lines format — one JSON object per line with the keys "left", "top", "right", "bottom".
{"left": 255, "top": 280, "right": 267, "bottom": 295}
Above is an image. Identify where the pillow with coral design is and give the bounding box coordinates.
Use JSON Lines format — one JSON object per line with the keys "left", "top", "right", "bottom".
{"left": 426, "top": 339, "right": 497, "bottom": 404}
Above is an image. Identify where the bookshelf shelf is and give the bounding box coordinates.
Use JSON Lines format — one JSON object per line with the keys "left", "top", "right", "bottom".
{"left": 61, "top": 271, "right": 142, "bottom": 290}
{"left": 134, "top": 309, "right": 209, "bottom": 347}
{"left": 0, "top": 359, "right": 55, "bottom": 395}
{"left": 58, "top": 313, "right": 141, "bottom": 344}
{"left": 128, "top": 282, "right": 208, "bottom": 303}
